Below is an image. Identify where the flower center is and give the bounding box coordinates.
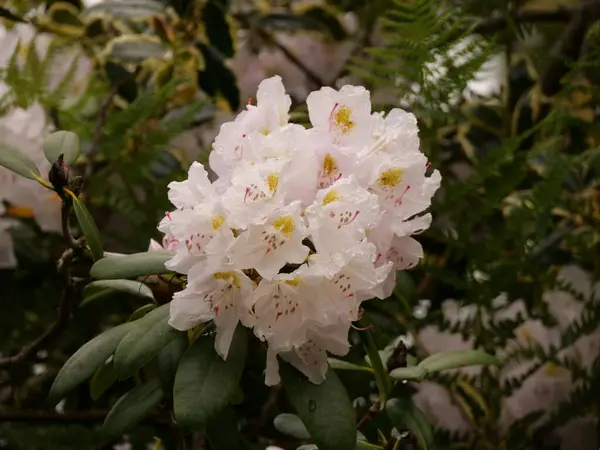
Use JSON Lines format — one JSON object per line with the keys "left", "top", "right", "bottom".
{"left": 322, "top": 189, "right": 340, "bottom": 205}
{"left": 330, "top": 104, "right": 355, "bottom": 135}
{"left": 211, "top": 215, "right": 225, "bottom": 230}
{"left": 378, "top": 168, "right": 404, "bottom": 188}
{"left": 267, "top": 173, "right": 280, "bottom": 193}
{"left": 213, "top": 271, "right": 241, "bottom": 289}
{"left": 272, "top": 215, "right": 295, "bottom": 238}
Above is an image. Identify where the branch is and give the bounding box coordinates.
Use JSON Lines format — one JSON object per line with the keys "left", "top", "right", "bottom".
{"left": 473, "top": 7, "right": 573, "bottom": 34}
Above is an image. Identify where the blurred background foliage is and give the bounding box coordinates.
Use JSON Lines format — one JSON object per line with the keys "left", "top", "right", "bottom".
{"left": 0, "top": 0, "right": 599, "bottom": 449}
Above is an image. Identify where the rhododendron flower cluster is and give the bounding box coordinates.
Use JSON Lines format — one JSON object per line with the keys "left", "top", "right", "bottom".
{"left": 158, "top": 76, "right": 441, "bottom": 385}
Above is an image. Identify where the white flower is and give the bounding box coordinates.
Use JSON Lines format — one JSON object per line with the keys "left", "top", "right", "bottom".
{"left": 159, "top": 78, "right": 440, "bottom": 385}
{"left": 169, "top": 258, "right": 255, "bottom": 359}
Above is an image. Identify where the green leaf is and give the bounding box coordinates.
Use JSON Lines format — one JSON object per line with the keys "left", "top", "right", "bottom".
{"left": 419, "top": 349, "right": 500, "bottom": 373}
{"left": 274, "top": 413, "right": 311, "bottom": 440}
{"left": 0, "top": 143, "right": 40, "bottom": 180}
{"left": 81, "top": 280, "right": 154, "bottom": 307}
{"left": 173, "top": 326, "right": 247, "bottom": 428}
{"left": 84, "top": 0, "right": 165, "bottom": 18}
{"left": 90, "top": 251, "right": 173, "bottom": 279}
{"left": 203, "top": 0, "right": 234, "bottom": 57}
{"left": 0, "top": 7, "right": 26, "bottom": 23}
{"left": 128, "top": 304, "right": 157, "bottom": 322}
{"left": 157, "top": 332, "right": 188, "bottom": 395}
{"left": 106, "top": 36, "right": 168, "bottom": 64}
{"left": 328, "top": 358, "right": 373, "bottom": 373}
{"left": 114, "top": 304, "right": 181, "bottom": 380}
{"left": 385, "top": 398, "right": 434, "bottom": 450}
{"left": 90, "top": 360, "right": 117, "bottom": 401}
{"left": 43, "top": 131, "right": 80, "bottom": 165}
{"left": 280, "top": 362, "right": 356, "bottom": 450}
{"left": 197, "top": 43, "right": 240, "bottom": 111}
{"left": 69, "top": 193, "right": 103, "bottom": 261}
{"left": 49, "top": 323, "right": 132, "bottom": 404}
{"left": 206, "top": 406, "right": 245, "bottom": 450}
{"left": 388, "top": 366, "right": 426, "bottom": 381}
{"left": 302, "top": 6, "right": 348, "bottom": 40}
{"left": 101, "top": 378, "right": 164, "bottom": 438}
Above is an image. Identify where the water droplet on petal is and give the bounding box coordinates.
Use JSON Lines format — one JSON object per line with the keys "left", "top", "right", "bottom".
{"left": 308, "top": 399, "right": 317, "bottom": 412}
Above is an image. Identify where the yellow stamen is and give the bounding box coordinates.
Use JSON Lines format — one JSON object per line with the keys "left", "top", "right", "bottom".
{"left": 211, "top": 215, "right": 225, "bottom": 230}
{"left": 333, "top": 105, "right": 354, "bottom": 134}
{"left": 260, "top": 128, "right": 270, "bottom": 136}
{"left": 322, "top": 189, "right": 340, "bottom": 205}
{"left": 213, "top": 271, "right": 241, "bottom": 289}
{"left": 272, "top": 215, "right": 295, "bottom": 238}
{"left": 284, "top": 276, "right": 302, "bottom": 287}
{"left": 322, "top": 153, "right": 338, "bottom": 175}
{"left": 267, "top": 173, "right": 280, "bottom": 193}
{"left": 378, "top": 168, "right": 404, "bottom": 188}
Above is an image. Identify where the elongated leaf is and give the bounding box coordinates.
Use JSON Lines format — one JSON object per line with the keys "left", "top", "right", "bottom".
{"left": 419, "top": 349, "right": 500, "bottom": 373}
{"left": 389, "top": 366, "right": 426, "bottom": 381}
{"left": 106, "top": 36, "right": 168, "bottom": 63}
{"left": 101, "top": 378, "right": 164, "bottom": 438}
{"left": 70, "top": 194, "right": 103, "bottom": 261}
{"left": 114, "top": 304, "right": 180, "bottom": 380}
{"left": 0, "top": 143, "right": 40, "bottom": 180}
{"left": 385, "top": 398, "right": 434, "bottom": 450}
{"left": 81, "top": 280, "right": 154, "bottom": 307}
{"left": 49, "top": 323, "right": 132, "bottom": 404}
{"left": 328, "top": 358, "right": 373, "bottom": 373}
{"left": 90, "top": 251, "right": 173, "bottom": 279}
{"left": 43, "top": 131, "right": 80, "bottom": 165}
{"left": 274, "top": 413, "right": 310, "bottom": 440}
{"left": 280, "top": 363, "right": 356, "bottom": 450}
{"left": 0, "top": 7, "right": 26, "bottom": 23}
{"left": 173, "top": 326, "right": 247, "bottom": 428}
{"left": 206, "top": 406, "right": 245, "bottom": 450}
{"left": 84, "top": 0, "right": 165, "bottom": 18}
{"left": 157, "top": 332, "right": 188, "bottom": 395}
{"left": 90, "top": 360, "right": 117, "bottom": 401}
{"left": 128, "top": 304, "right": 157, "bottom": 322}
{"left": 203, "top": 0, "right": 234, "bottom": 57}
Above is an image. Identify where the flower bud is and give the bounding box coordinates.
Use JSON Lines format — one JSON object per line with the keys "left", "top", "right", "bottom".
{"left": 48, "top": 154, "right": 69, "bottom": 191}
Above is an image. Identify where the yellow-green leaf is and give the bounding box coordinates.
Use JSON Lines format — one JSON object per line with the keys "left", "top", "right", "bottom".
{"left": 69, "top": 192, "right": 103, "bottom": 261}
{"left": 0, "top": 143, "right": 40, "bottom": 180}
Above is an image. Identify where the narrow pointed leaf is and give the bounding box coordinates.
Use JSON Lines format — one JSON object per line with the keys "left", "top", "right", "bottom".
{"left": 114, "top": 304, "right": 180, "bottom": 380}
{"left": 328, "top": 358, "right": 373, "bottom": 373}
{"left": 389, "top": 366, "right": 426, "bottom": 381}
{"left": 70, "top": 194, "right": 103, "bottom": 261}
{"left": 128, "top": 304, "right": 157, "bottom": 322}
{"left": 419, "top": 349, "right": 500, "bottom": 373}
{"left": 280, "top": 362, "right": 356, "bottom": 450}
{"left": 0, "top": 143, "right": 40, "bottom": 179}
{"left": 90, "top": 360, "right": 117, "bottom": 400}
{"left": 81, "top": 280, "right": 154, "bottom": 307}
{"left": 49, "top": 323, "right": 132, "bottom": 404}
{"left": 43, "top": 131, "right": 80, "bottom": 165}
{"left": 90, "top": 251, "right": 173, "bottom": 279}
{"left": 274, "top": 413, "right": 310, "bottom": 440}
{"left": 101, "top": 378, "right": 164, "bottom": 438}
{"left": 173, "top": 326, "right": 247, "bottom": 428}
{"left": 386, "top": 398, "right": 434, "bottom": 450}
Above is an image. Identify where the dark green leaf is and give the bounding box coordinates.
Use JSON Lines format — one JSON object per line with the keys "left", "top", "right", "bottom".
{"left": 173, "top": 326, "right": 247, "bottom": 428}
{"left": 90, "top": 251, "right": 173, "bottom": 279}
{"left": 49, "top": 323, "right": 132, "bottom": 404}
{"left": 274, "top": 413, "right": 311, "bottom": 440}
{"left": 302, "top": 6, "right": 348, "bottom": 40}
{"left": 90, "top": 360, "right": 117, "bottom": 401}
{"left": 389, "top": 366, "right": 426, "bottom": 381}
{"left": 70, "top": 193, "right": 103, "bottom": 261}
{"left": 419, "top": 349, "right": 501, "bottom": 373}
{"left": 385, "top": 398, "right": 434, "bottom": 450}
{"left": 280, "top": 362, "right": 356, "bottom": 450}
{"left": 101, "top": 378, "right": 164, "bottom": 438}
{"left": 114, "top": 304, "right": 181, "bottom": 380}
{"left": 0, "top": 7, "right": 26, "bottom": 22}
{"left": 0, "top": 143, "right": 41, "bottom": 180}
{"left": 128, "top": 304, "right": 157, "bottom": 322}
{"left": 81, "top": 280, "right": 154, "bottom": 307}
{"left": 157, "top": 332, "right": 188, "bottom": 395}
{"left": 197, "top": 43, "right": 240, "bottom": 110}
{"left": 203, "top": 0, "right": 234, "bottom": 57}
{"left": 206, "top": 406, "right": 245, "bottom": 450}
{"left": 43, "top": 131, "right": 80, "bottom": 165}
